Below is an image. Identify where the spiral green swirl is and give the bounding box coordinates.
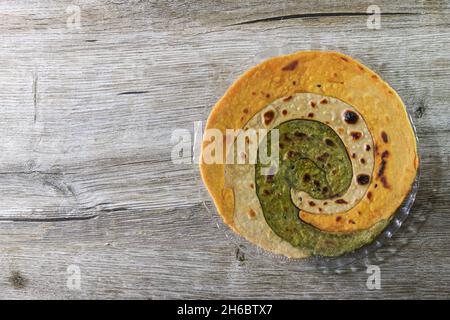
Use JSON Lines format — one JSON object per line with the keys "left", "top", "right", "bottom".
{"left": 255, "top": 119, "right": 388, "bottom": 256}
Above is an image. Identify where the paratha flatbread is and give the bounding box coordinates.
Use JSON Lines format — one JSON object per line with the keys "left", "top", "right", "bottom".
{"left": 200, "top": 51, "right": 418, "bottom": 257}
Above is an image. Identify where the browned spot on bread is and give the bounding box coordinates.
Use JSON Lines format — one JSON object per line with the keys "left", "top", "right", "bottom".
{"left": 365, "top": 144, "right": 371, "bottom": 151}
{"left": 325, "top": 138, "right": 335, "bottom": 147}
{"left": 243, "top": 108, "right": 249, "bottom": 114}
{"left": 349, "top": 219, "right": 356, "bottom": 224}
{"left": 251, "top": 91, "right": 256, "bottom": 95}
{"left": 324, "top": 201, "right": 328, "bottom": 205}
{"left": 308, "top": 201, "right": 316, "bottom": 207}
{"left": 343, "top": 110, "right": 359, "bottom": 124}
{"left": 377, "top": 150, "right": 390, "bottom": 188}
{"left": 249, "top": 183, "right": 254, "bottom": 189}
{"left": 320, "top": 98, "right": 328, "bottom": 104}
{"left": 282, "top": 109, "right": 288, "bottom": 115}
{"left": 351, "top": 153, "right": 356, "bottom": 159}
{"left": 282, "top": 60, "right": 299, "bottom": 71}
{"left": 358, "top": 65, "right": 364, "bottom": 71}
{"left": 357, "top": 174, "right": 370, "bottom": 185}
{"left": 302, "top": 173, "right": 311, "bottom": 183}
{"left": 318, "top": 207, "right": 322, "bottom": 212}
{"left": 283, "top": 96, "right": 293, "bottom": 102}
{"left": 360, "top": 158, "right": 366, "bottom": 164}
{"left": 335, "top": 199, "right": 348, "bottom": 204}
{"left": 377, "top": 150, "right": 389, "bottom": 178}
{"left": 350, "top": 131, "right": 362, "bottom": 140}
{"left": 367, "top": 191, "right": 373, "bottom": 201}
{"left": 336, "top": 216, "right": 342, "bottom": 222}
{"left": 248, "top": 209, "right": 256, "bottom": 218}
{"left": 309, "top": 101, "right": 317, "bottom": 108}
{"left": 263, "top": 110, "right": 275, "bottom": 125}
{"left": 340, "top": 57, "right": 349, "bottom": 62}
{"left": 292, "top": 80, "right": 297, "bottom": 85}
{"left": 380, "top": 176, "right": 390, "bottom": 188}
{"left": 317, "top": 152, "right": 330, "bottom": 162}
{"left": 371, "top": 75, "right": 378, "bottom": 80}
{"left": 266, "top": 93, "right": 271, "bottom": 98}
{"left": 381, "top": 131, "right": 389, "bottom": 143}
{"left": 245, "top": 136, "right": 250, "bottom": 144}
{"left": 337, "top": 128, "right": 344, "bottom": 135}
{"left": 294, "top": 131, "right": 307, "bottom": 139}
{"left": 308, "top": 112, "right": 314, "bottom": 118}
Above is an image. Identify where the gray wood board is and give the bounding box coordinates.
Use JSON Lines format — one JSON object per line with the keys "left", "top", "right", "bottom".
{"left": 0, "top": 0, "right": 449, "bottom": 299}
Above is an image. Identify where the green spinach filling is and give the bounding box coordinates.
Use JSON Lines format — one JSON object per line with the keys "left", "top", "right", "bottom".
{"left": 255, "top": 120, "right": 385, "bottom": 256}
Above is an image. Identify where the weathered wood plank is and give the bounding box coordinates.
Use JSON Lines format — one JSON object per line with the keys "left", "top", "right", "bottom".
{"left": 0, "top": 0, "right": 449, "bottom": 299}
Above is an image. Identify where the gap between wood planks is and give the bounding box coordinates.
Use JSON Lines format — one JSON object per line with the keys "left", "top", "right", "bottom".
{"left": 0, "top": 215, "right": 98, "bottom": 223}
{"left": 227, "top": 12, "right": 420, "bottom": 26}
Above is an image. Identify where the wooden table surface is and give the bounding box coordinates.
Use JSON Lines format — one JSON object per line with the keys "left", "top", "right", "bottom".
{"left": 0, "top": 0, "right": 449, "bottom": 299}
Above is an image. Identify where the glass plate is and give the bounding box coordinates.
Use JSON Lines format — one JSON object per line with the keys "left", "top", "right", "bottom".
{"left": 195, "top": 43, "right": 421, "bottom": 272}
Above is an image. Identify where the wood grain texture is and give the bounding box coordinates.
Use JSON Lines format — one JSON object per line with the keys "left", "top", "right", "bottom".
{"left": 0, "top": 0, "right": 449, "bottom": 299}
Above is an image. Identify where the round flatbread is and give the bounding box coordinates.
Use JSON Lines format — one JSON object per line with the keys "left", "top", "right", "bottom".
{"left": 200, "top": 51, "right": 418, "bottom": 258}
